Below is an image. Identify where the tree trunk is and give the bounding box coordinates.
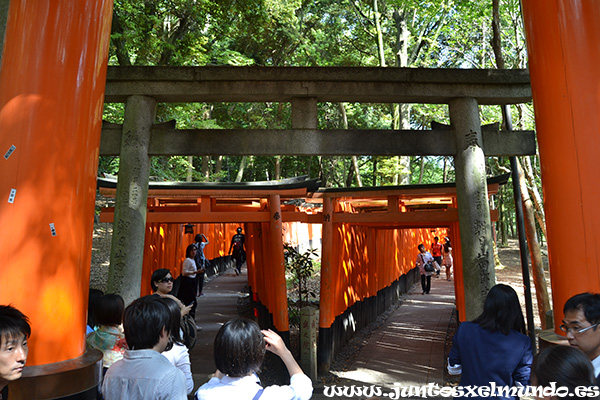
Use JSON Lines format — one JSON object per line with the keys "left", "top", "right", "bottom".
{"left": 235, "top": 156, "right": 247, "bottom": 182}
{"left": 215, "top": 155, "right": 223, "bottom": 181}
{"left": 338, "top": 102, "right": 362, "bottom": 187}
{"left": 493, "top": 0, "right": 550, "bottom": 327}
{"left": 522, "top": 155, "right": 547, "bottom": 239}
{"left": 372, "top": 156, "right": 377, "bottom": 186}
{"left": 274, "top": 156, "right": 281, "bottom": 180}
{"left": 418, "top": 157, "right": 425, "bottom": 184}
{"left": 201, "top": 156, "right": 210, "bottom": 181}
{"left": 392, "top": 10, "right": 411, "bottom": 185}
{"left": 373, "top": 0, "right": 386, "bottom": 68}
{"left": 186, "top": 156, "right": 193, "bottom": 182}
{"left": 518, "top": 159, "right": 551, "bottom": 327}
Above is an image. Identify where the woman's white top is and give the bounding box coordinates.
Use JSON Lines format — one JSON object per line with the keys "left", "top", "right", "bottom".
{"left": 163, "top": 342, "right": 194, "bottom": 394}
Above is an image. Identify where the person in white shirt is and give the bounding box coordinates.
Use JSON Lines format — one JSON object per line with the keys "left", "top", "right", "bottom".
{"left": 159, "top": 296, "right": 194, "bottom": 394}
{"left": 415, "top": 243, "right": 435, "bottom": 295}
{"left": 102, "top": 296, "right": 187, "bottom": 400}
{"left": 195, "top": 318, "right": 312, "bottom": 400}
{"left": 177, "top": 244, "right": 198, "bottom": 319}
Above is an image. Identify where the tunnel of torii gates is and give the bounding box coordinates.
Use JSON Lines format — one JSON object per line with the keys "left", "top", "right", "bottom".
{"left": 96, "top": 173, "right": 511, "bottom": 374}
{"left": 0, "top": 0, "right": 599, "bottom": 398}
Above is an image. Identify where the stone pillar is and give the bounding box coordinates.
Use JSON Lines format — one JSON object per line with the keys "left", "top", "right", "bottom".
{"left": 0, "top": 0, "right": 10, "bottom": 64}
{"left": 107, "top": 95, "right": 156, "bottom": 305}
{"left": 292, "top": 97, "right": 318, "bottom": 129}
{"left": 300, "top": 306, "right": 318, "bottom": 381}
{"left": 450, "top": 97, "right": 495, "bottom": 320}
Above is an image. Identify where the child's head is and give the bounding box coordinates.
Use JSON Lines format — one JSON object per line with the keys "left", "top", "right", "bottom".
{"left": 93, "top": 294, "right": 125, "bottom": 327}
{"left": 214, "top": 318, "right": 265, "bottom": 377}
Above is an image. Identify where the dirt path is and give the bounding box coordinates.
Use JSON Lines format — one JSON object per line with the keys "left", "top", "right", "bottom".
{"left": 495, "top": 238, "right": 551, "bottom": 331}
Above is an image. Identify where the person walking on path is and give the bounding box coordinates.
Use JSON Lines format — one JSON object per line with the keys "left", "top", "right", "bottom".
{"left": 416, "top": 244, "right": 434, "bottom": 295}
{"left": 448, "top": 284, "right": 533, "bottom": 400}
{"left": 228, "top": 227, "right": 246, "bottom": 276}
{"left": 430, "top": 236, "right": 443, "bottom": 278}
{"left": 442, "top": 237, "right": 453, "bottom": 281}
{"left": 194, "top": 234, "right": 209, "bottom": 296}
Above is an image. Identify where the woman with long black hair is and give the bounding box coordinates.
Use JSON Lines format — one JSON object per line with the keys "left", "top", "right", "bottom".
{"left": 448, "top": 284, "right": 533, "bottom": 399}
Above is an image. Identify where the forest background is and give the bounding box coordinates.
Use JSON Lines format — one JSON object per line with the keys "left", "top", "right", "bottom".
{"left": 99, "top": 0, "right": 550, "bottom": 321}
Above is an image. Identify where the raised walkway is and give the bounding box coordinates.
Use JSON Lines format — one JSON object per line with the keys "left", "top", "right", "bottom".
{"left": 188, "top": 268, "right": 456, "bottom": 400}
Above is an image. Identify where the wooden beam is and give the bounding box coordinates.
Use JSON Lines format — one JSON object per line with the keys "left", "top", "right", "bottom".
{"left": 332, "top": 209, "right": 459, "bottom": 224}
{"left": 100, "top": 126, "right": 536, "bottom": 157}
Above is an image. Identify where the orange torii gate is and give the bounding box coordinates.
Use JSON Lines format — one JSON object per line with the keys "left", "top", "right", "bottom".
{"left": 99, "top": 174, "right": 507, "bottom": 371}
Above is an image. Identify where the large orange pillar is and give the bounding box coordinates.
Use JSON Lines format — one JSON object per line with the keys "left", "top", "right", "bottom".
{"left": 318, "top": 196, "right": 334, "bottom": 372}
{"left": 521, "top": 0, "right": 600, "bottom": 331}
{"left": 0, "top": 0, "right": 113, "bottom": 370}
{"left": 269, "top": 195, "right": 289, "bottom": 337}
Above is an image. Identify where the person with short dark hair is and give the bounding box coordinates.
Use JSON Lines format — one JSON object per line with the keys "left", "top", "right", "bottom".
{"left": 0, "top": 305, "right": 31, "bottom": 400}
{"left": 195, "top": 318, "right": 312, "bottom": 400}
{"left": 562, "top": 293, "right": 600, "bottom": 380}
{"left": 86, "top": 294, "right": 127, "bottom": 369}
{"left": 102, "top": 295, "right": 186, "bottom": 400}
{"left": 177, "top": 244, "right": 199, "bottom": 320}
{"left": 416, "top": 243, "right": 434, "bottom": 295}
{"left": 87, "top": 288, "right": 104, "bottom": 334}
{"left": 448, "top": 284, "right": 533, "bottom": 399}
{"left": 531, "top": 345, "right": 596, "bottom": 399}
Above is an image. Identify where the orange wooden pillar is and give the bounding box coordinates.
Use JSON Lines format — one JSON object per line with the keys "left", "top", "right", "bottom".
{"left": 521, "top": 0, "right": 600, "bottom": 331}
{"left": 269, "top": 195, "right": 289, "bottom": 338}
{"left": 318, "top": 197, "right": 335, "bottom": 372}
{"left": 0, "top": 0, "right": 113, "bottom": 397}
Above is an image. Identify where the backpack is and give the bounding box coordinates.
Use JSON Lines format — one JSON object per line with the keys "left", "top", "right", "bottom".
{"left": 180, "top": 314, "right": 197, "bottom": 349}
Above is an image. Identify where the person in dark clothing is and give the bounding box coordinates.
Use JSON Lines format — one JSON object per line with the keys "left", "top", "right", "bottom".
{"left": 448, "top": 284, "right": 532, "bottom": 400}
{"left": 228, "top": 228, "right": 246, "bottom": 275}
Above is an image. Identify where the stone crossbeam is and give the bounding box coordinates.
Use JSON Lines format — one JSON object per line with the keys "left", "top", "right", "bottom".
{"left": 105, "top": 66, "right": 531, "bottom": 104}
{"left": 100, "top": 123, "right": 535, "bottom": 157}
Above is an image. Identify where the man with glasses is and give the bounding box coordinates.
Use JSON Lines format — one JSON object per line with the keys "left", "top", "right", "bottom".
{"left": 561, "top": 293, "right": 600, "bottom": 380}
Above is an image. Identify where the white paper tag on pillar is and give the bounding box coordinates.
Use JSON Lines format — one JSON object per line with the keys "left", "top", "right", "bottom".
{"left": 4, "top": 145, "right": 16, "bottom": 160}
{"left": 49, "top": 223, "right": 57, "bottom": 237}
{"left": 8, "top": 189, "right": 16, "bottom": 203}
